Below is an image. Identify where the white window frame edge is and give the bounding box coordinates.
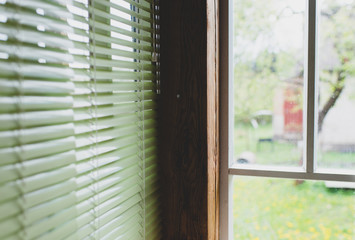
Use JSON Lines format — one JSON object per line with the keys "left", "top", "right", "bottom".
{"left": 220, "top": 0, "right": 355, "bottom": 239}
{"left": 219, "top": 0, "right": 234, "bottom": 238}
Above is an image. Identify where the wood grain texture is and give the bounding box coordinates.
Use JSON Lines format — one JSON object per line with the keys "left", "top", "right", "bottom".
{"left": 158, "top": 0, "right": 219, "bottom": 239}
{"left": 207, "top": 0, "right": 219, "bottom": 239}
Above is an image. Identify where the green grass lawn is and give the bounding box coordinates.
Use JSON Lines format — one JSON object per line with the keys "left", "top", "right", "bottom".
{"left": 234, "top": 123, "right": 301, "bottom": 166}
{"left": 234, "top": 124, "right": 355, "bottom": 167}
{"left": 233, "top": 124, "right": 355, "bottom": 239}
{"left": 233, "top": 177, "right": 355, "bottom": 240}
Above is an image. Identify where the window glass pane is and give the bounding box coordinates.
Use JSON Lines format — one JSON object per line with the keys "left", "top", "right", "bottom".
{"left": 233, "top": 0, "right": 306, "bottom": 167}
{"left": 233, "top": 176, "right": 355, "bottom": 239}
{"left": 317, "top": 0, "right": 355, "bottom": 171}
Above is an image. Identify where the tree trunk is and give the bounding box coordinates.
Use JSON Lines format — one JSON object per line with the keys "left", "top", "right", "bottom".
{"left": 318, "top": 70, "right": 345, "bottom": 133}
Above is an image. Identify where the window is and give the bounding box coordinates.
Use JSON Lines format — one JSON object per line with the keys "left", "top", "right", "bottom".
{"left": 0, "top": 0, "right": 161, "bottom": 239}
{"left": 220, "top": 0, "right": 354, "bottom": 239}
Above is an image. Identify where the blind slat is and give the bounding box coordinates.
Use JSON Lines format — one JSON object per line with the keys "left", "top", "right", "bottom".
{"left": 75, "top": 137, "right": 156, "bottom": 162}
{"left": 74, "top": 111, "right": 154, "bottom": 133}
{"left": 0, "top": 80, "right": 75, "bottom": 96}
{"left": 73, "top": 93, "right": 155, "bottom": 109}
{"left": 76, "top": 160, "right": 141, "bottom": 190}
{"left": 0, "top": 151, "right": 75, "bottom": 184}
{"left": 0, "top": 192, "right": 76, "bottom": 224}
{"left": 81, "top": 208, "right": 142, "bottom": 240}
{"left": 93, "top": 0, "right": 152, "bottom": 24}
{"left": 74, "top": 101, "right": 156, "bottom": 121}
{"left": 0, "top": 96, "right": 74, "bottom": 113}
{"left": 0, "top": 136, "right": 76, "bottom": 166}
{"left": 73, "top": 68, "right": 154, "bottom": 81}
{"left": 0, "top": 24, "right": 74, "bottom": 49}
{"left": 75, "top": 192, "right": 143, "bottom": 232}
{"left": 0, "top": 62, "right": 75, "bottom": 79}
{"left": 93, "top": 6, "right": 152, "bottom": 33}
{"left": 0, "top": 123, "right": 74, "bottom": 148}
{"left": 0, "top": 165, "right": 75, "bottom": 202}
{"left": 72, "top": 57, "right": 156, "bottom": 71}
{"left": 0, "top": 110, "right": 74, "bottom": 131}
{"left": 92, "top": 20, "right": 153, "bottom": 44}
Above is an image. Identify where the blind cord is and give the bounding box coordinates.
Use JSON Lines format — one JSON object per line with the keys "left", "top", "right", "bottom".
{"left": 139, "top": 2, "right": 146, "bottom": 238}
{"left": 89, "top": 0, "right": 99, "bottom": 238}
{"left": 13, "top": 4, "right": 27, "bottom": 238}
{"left": 134, "top": 1, "right": 146, "bottom": 238}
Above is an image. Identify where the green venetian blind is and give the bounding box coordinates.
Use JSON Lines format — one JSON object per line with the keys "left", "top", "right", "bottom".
{"left": 0, "top": 0, "right": 161, "bottom": 239}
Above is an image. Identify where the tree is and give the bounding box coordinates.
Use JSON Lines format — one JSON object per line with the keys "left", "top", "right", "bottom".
{"left": 318, "top": 0, "right": 355, "bottom": 132}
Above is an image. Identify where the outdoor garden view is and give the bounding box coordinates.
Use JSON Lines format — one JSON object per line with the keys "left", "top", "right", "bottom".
{"left": 233, "top": 0, "right": 355, "bottom": 239}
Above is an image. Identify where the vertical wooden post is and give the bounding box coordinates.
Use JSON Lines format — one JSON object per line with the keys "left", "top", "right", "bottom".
{"left": 159, "top": 0, "right": 219, "bottom": 239}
